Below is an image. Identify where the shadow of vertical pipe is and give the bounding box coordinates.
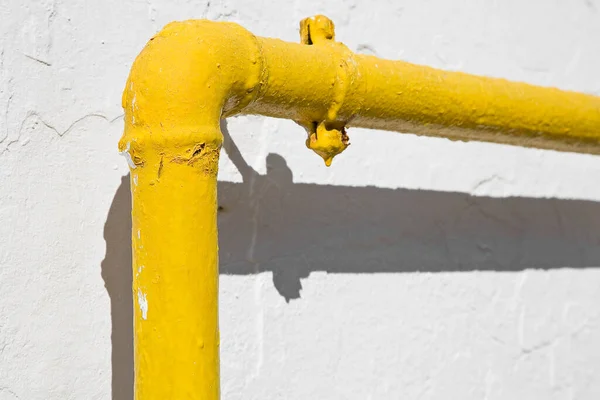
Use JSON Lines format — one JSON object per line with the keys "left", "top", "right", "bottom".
{"left": 101, "top": 175, "right": 134, "bottom": 400}
{"left": 102, "top": 123, "right": 600, "bottom": 394}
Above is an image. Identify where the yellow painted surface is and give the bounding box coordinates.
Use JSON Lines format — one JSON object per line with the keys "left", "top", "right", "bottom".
{"left": 119, "top": 16, "right": 600, "bottom": 399}
{"left": 119, "top": 20, "right": 258, "bottom": 399}
{"left": 129, "top": 150, "right": 220, "bottom": 399}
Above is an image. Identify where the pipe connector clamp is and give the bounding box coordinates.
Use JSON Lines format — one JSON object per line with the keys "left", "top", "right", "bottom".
{"left": 300, "top": 15, "right": 352, "bottom": 166}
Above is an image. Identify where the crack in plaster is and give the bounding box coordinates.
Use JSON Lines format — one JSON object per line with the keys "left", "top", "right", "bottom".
{"left": 23, "top": 53, "right": 52, "bottom": 67}
{"left": 0, "top": 112, "right": 123, "bottom": 155}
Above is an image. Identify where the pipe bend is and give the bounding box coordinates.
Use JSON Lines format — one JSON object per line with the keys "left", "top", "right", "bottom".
{"left": 119, "top": 20, "right": 263, "bottom": 166}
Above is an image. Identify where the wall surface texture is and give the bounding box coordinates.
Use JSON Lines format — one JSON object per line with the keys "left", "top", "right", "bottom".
{"left": 2, "top": 1, "right": 600, "bottom": 399}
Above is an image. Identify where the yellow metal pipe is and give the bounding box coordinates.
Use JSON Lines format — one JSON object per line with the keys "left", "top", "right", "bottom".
{"left": 119, "top": 15, "right": 600, "bottom": 399}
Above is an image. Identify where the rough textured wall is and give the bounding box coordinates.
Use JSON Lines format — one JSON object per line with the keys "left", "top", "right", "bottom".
{"left": 2, "top": 1, "right": 600, "bottom": 399}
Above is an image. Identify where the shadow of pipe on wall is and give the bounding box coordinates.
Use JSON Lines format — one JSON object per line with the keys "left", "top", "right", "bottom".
{"left": 101, "top": 120, "right": 600, "bottom": 399}
{"left": 101, "top": 174, "right": 134, "bottom": 400}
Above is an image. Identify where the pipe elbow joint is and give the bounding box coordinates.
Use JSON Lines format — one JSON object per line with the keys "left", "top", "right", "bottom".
{"left": 119, "top": 20, "right": 263, "bottom": 158}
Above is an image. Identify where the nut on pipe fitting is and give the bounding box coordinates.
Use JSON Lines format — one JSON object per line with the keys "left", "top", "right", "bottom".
{"left": 305, "top": 121, "right": 350, "bottom": 166}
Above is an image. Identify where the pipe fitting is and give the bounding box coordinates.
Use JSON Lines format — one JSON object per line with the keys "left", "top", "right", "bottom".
{"left": 118, "top": 20, "right": 264, "bottom": 174}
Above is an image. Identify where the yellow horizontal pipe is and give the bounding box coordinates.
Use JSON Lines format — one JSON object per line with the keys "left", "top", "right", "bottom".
{"left": 246, "top": 36, "right": 600, "bottom": 156}
{"left": 118, "top": 15, "right": 600, "bottom": 400}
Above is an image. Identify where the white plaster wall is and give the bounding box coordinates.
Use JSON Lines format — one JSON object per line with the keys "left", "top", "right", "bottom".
{"left": 1, "top": 0, "right": 600, "bottom": 399}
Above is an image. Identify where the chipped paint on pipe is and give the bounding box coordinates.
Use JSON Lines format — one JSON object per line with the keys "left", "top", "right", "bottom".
{"left": 119, "top": 15, "right": 600, "bottom": 399}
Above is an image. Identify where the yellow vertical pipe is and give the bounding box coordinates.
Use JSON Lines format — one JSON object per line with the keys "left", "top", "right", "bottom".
{"left": 130, "top": 148, "right": 220, "bottom": 399}
{"left": 120, "top": 20, "right": 262, "bottom": 400}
